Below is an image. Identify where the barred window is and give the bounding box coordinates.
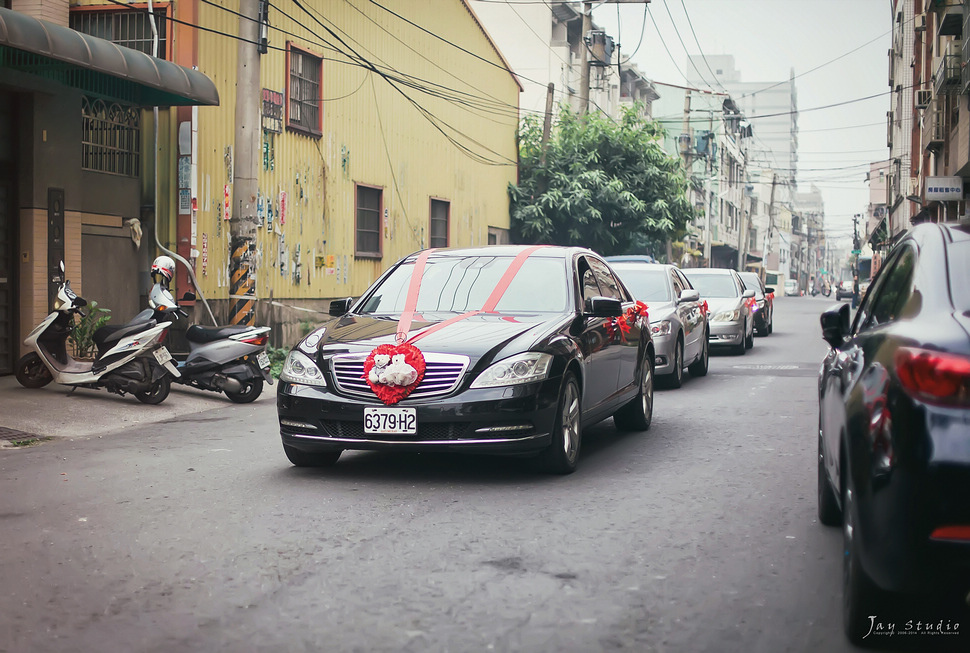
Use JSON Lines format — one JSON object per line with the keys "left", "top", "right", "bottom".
{"left": 70, "top": 9, "right": 167, "bottom": 59}
{"left": 287, "top": 45, "right": 322, "bottom": 135}
{"left": 81, "top": 98, "right": 141, "bottom": 177}
{"left": 355, "top": 184, "right": 382, "bottom": 258}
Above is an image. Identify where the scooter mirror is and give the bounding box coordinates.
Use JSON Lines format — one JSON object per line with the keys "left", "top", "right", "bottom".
{"left": 182, "top": 291, "right": 197, "bottom": 302}
{"left": 59, "top": 260, "right": 65, "bottom": 273}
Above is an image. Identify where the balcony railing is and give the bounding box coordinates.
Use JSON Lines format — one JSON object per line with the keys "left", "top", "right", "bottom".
{"left": 923, "top": 98, "right": 946, "bottom": 152}
{"left": 935, "top": 53, "right": 961, "bottom": 95}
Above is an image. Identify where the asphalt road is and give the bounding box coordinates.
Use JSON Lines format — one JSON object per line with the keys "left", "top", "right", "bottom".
{"left": 0, "top": 295, "right": 965, "bottom": 652}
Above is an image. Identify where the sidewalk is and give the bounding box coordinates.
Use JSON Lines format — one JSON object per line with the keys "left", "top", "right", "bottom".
{"left": 0, "top": 373, "right": 274, "bottom": 446}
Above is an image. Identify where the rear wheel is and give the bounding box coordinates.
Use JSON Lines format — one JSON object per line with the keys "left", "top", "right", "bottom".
{"left": 842, "top": 463, "right": 890, "bottom": 645}
{"left": 687, "top": 334, "right": 709, "bottom": 377}
{"left": 614, "top": 356, "right": 653, "bottom": 432}
{"left": 136, "top": 375, "right": 171, "bottom": 405}
{"left": 15, "top": 353, "right": 53, "bottom": 389}
{"left": 225, "top": 377, "right": 263, "bottom": 403}
{"left": 767, "top": 310, "right": 773, "bottom": 334}
{"left": 283, "top": 443, "right": 342, "bottom": 467}
{"left": 537, "top": 372, "right": 582, "bottom": 474}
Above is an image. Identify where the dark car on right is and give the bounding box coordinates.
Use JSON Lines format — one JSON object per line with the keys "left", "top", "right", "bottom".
{"left": 816, "top": 221, "right": 970, "bottom": 645}
{"left": 738, "top": 271, "right": 774, "bottom": 337}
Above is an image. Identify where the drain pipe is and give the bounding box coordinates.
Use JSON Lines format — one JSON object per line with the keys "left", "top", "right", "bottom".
{"left": 147, "top": 0, "right": 218, "bottom": 326}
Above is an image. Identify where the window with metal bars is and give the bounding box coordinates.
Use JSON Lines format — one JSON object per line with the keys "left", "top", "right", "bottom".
{"left": 355, "top": 184, "right": 382, "bottom": 258}
{"left": 288, "top": 45, "right": 322, "bottom": 136}
{"left": 429, "top": 199, "right": 449, "bottom": 248}
{"left": 81, "top": 97, "right": 140, "bottom": 177}
{"left": 70, "top": 8, "right": 167, "bottom": 59}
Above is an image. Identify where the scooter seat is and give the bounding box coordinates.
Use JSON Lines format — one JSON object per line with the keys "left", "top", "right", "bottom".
{"left": 186, "top": 324, "right": 258, "bottom": 344}
{"left": 94, "top": 319, "right": 158, "bottom": 354}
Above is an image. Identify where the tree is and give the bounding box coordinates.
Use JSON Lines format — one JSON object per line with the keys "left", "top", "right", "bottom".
{"left": 509, "top": 104, "right": 695, "bottom": 258}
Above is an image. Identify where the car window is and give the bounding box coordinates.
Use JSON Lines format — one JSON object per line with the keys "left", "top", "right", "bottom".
{"left": 579, "top": 259, "right": 603, "bottom": 303}
{"left": 588, "top": 257, "right": 623, "bottom": 300}
{"left": 358, "top": 255, "right": 569, "bottom": 314}
{"left": 675, "top": 269, "right": 695, "bottom": 291}
{"left": 683, "top": 272, "right": 739, "bottom": 298}
{"left": 860, "top": 246, "right": 917, "bottom": 330}
{"left": 670, "top": 269, "right": 685, "bottom": 299}
{"left": 612, "top": 267, "right": 671, "bottom": 302}
{"left": 739, "top": 273, "right": 763, "bottom": 297}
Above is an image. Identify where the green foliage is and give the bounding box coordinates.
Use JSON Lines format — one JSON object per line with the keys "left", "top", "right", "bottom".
{"left": 509, "top": 103, "right": 695, "bottom": 257}
{"left": 68, "top": 301, "right": 111, "bottom": 360}
{"left": 266, "top": 345, "right": 290, "bottom": 379}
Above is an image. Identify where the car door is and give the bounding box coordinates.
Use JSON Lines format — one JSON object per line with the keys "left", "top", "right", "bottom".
{"left": 820, "top": 244, "right": 918, "bottom": 496}
{"left": 575, "top": 256, "right": 616, "bottom": 411}
{"left": 673, "top": 268, "right": 701, "bottom": 361}
{"left": 590, "top": 257, "right": 642, "bottom": 397}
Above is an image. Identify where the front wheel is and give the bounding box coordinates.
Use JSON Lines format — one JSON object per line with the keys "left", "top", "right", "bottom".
{"left": 537, "top": 372, "right": 582, "bottom": 474}
{"left": 662, "top": 340, "right": 683, "bottom": 389}
{"left": 136, "top": 375, "right": 171, "bottom": 405}
{"left": 225, "top": 376, "right": 263, "bottom": 403}
{"left": 15, "top": 353, "right": 53, "bottom": 389}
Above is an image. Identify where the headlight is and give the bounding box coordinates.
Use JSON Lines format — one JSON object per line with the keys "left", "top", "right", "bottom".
{"left": 470, "top": 352, "right": 553, "bottom": 389}
{"left": 712, "top": 309, "right": 741, "bottom": 322}
{"left": 650, "top": 320, "right": 672, "bottom": 336}
{"left": 299, "top": 327, "right": 327, "bottom": 354}
{"left": 280, "top": 350, "right": 327, "bottom": 386}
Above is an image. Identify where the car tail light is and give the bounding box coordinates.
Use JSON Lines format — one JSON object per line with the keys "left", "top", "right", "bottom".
{"left": 240, "top": 334, "right": 268, "bottom": 346}
{"left": 930, "top": 525, "right": 970, "bottom": 542}
{"left": 895, "top": 347, "right": 970, "bottom": 406}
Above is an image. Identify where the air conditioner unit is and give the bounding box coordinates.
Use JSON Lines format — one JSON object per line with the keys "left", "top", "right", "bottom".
{"left": 909, "top": 176, "right": 920, "bottom": 197}
{"left": 915, "top": 13, "right": 927, "bottom": 32}
{"left": 916, "top": 89, "right": 932, "bottom": 109}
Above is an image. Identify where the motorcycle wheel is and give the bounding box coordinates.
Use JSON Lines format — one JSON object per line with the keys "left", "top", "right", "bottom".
{"left": 15, "top": 353, "right": 53, "bottom": 389}
{"left": 136, "top": 375, "right": 171, "bottom": 405}
{"left": 225, "top": 377, "right": 263, "bottom": 404}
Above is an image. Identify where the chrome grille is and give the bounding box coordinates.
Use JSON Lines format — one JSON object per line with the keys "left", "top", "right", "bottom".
{"left": 329, "top": 352, "right": 469, "bottom": 400}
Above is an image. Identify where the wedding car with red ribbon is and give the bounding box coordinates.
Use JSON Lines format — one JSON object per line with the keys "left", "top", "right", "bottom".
{"left": 277, "top": 245, "right": 656, "bottom": 474}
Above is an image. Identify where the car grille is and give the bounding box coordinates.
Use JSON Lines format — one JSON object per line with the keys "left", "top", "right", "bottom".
{"left": 329, "top": 352, "right": 470, "bottom": 400}
{"left": 320, "top": 420, "right": 474, "bottom": 441}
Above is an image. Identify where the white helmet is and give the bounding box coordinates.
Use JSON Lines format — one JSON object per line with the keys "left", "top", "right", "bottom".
{"left": 151, "top": 255, "right": 176, "bottom": 285}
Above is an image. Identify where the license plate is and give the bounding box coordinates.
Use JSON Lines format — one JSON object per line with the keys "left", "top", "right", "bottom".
{"left": 364, "top": 406, "right": 417, "bottom": 435}
{"left": 256, "top": 351, "right": 270, "bottom": 369}
{"left": 153, "top": 346, "right": 173, "bottom": 365}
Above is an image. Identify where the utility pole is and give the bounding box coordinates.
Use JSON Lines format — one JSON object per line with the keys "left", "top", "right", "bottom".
{"left": 540, "top": 83, "right": 555, "bottom": 166}
{"left": 228, "top": 0, "right": 262, "bottom": 326}
{"left": 579, "top": 1, "right": 650, "bottom": 115}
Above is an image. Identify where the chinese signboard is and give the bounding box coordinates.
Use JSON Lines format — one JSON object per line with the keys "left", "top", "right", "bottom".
{"left": 261, "top": 89, "right": 284, "bottom": 134}
{"left": 925, "top": 176, "right": 963, "bottom": 201}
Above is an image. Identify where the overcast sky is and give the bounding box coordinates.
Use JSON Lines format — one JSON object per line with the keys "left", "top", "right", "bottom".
{"left": 591, "top": 0, "right": 890, "bottom": 244}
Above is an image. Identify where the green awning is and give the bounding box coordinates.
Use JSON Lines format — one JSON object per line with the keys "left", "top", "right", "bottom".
{"left": 0, "top": 7, "right": 218, "bottom": 107}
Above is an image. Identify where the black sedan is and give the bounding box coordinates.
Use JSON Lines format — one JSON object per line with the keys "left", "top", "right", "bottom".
{"left": 738, "top": 271, "right": 774, "bottom": 337}
{"left": 816, "top": 222, "right": 970, "bottom": 644}
{"left": 277, "top": 245, "right": 655, "bottom": 474}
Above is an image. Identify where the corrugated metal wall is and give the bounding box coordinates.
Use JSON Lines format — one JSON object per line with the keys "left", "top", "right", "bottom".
{"left": 191, "top": 0, "right": 520, "bottom": 304}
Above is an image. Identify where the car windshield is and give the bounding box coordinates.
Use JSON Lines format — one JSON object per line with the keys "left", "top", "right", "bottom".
{"left": 359, "top": 255, "right": 570, "bottom": 314}
{"left": 682, "top": 273, "right": 738, "bottom": 298}
{"left": 611, "top": 268, "right": 671, "bottom": 302}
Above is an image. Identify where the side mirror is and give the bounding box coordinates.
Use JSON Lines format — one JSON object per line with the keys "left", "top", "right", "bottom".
{"left": 584, "top": 296, "right": 623, "bottom": 317}
{"left": 764, "top": 287, "right": 775, "bottom": 295}
{"left": 181, "top": 291, "right": 197, "bottom": 302}
{"left": 820, "top": 302, "right": 850, "bottom": 349}
{"left": 329, "top": 297, "right": 354, "bottom": 317}
{"left": 679, "top": 289, "right": 700, "bottom": 303}
{"left": 742, "top": 289, "right": 755, "bottom": 299}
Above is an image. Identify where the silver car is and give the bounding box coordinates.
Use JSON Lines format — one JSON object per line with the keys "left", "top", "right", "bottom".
{"left": 608, "top": 262, "right": 709, "bottom": 388}
{"left": 681, "top": 268, "right": 755, "bottom": 356}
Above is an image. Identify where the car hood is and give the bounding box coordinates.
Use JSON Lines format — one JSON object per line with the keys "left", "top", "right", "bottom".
{"left": 310, "top": 312, "right": 572, "bottom": 369}
{"left": 703, "top": 297, "right": 743, "bottom": 313}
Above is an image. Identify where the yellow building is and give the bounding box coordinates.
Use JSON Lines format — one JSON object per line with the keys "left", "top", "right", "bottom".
{"left": 1, "top": 0, "right": 520, "bottom": 372}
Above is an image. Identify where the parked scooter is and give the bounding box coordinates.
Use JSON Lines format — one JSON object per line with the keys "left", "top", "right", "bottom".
{"left": 138, "top": 256, "right": 273, "bottom": 403}
{"left": 15, "top": 263, "right": 181, "bottom": 404}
